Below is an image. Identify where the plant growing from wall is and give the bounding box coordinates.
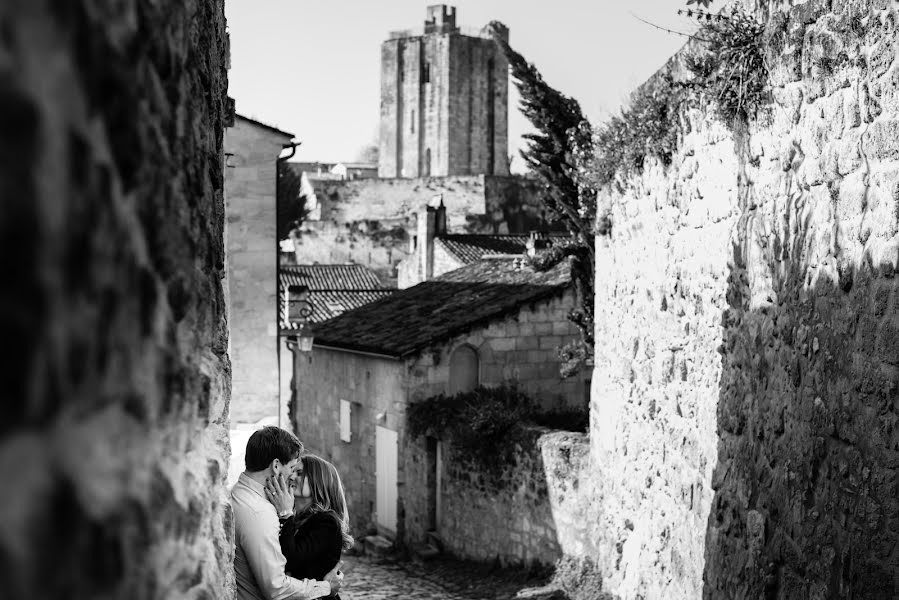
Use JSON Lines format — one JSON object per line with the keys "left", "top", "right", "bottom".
{"left": 491, "top": 31, "right": 596, "bottom": 378}
{"left": 681, "top": 5, "right": 768, "bottom": 125}
{"left": 589, "top": 73, "right": 685, "bottom": 190}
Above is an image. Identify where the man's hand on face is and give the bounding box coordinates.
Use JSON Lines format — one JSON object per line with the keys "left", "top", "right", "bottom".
{"left": 324, "top": 564, "right": 343, "bottom": 595}
{"left": 264, "top": 472, "right": 295, "bottom": 515}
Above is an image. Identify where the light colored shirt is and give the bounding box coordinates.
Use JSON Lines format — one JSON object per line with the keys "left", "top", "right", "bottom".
{"left": 231, "top": 473, "right": 332, "bottom": 600}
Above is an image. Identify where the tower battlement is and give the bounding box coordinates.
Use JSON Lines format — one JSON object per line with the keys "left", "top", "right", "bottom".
{"left": 425, "top": 4, "right": 457, "bottom": 34}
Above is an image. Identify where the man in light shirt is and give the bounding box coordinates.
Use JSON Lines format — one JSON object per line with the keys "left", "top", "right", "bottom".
{"left": 232, "top": 426, "right": 343, "bottom": 599}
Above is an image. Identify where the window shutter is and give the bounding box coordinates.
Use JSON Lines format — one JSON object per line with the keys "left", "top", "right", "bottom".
{"left": 340, "top": 399, "right": 352, "bottom": 443}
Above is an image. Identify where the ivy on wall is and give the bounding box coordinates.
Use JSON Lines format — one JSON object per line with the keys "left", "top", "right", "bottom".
{"left": 407, "top": 384, "right": 588, "bottom": 477}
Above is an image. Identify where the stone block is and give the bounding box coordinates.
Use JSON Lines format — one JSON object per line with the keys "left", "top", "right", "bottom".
{"left": 534, "top": 322, "right": 554, "bottom": 336}
{"left": 539, "top": 336, "right": 563, "bottom": 350}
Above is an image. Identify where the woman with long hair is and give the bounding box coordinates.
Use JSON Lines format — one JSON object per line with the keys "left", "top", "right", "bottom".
{"left": 279, "top": 454, "right": 354, "bottom": 599}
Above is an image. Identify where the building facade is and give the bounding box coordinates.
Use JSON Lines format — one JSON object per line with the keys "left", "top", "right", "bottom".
{"left": 291, "top": 259, "right": 589, "bottom": 562}
{"left": 224, "top": 114, "right": 294, "bottom": 423}
{"left": 378, "top": 5, "right": 510, "bottom": 178}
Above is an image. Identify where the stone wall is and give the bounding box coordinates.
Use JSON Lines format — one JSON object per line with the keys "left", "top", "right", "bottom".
{"left": 586, "top": 1, "right": 899, "bottom": 598}
{"left": 224, "top": 117, "right": 292, "bottom": 423}
{"left": 447, "top": 32, "right": 510, "bottom": 177}
{"left": 403, "top": 288, "right": 588, "bottom": 412}
{"left": 293, "top": 218, "right": 411, "bottom": 287}
{"left": 293, "top": 174, "right": 545, "bottom": 286}
{"left": 0, "top": 1, "right": 233, "bottom": 598}
{"left": 429, "top": 427, "right": 565, "bottom": 567}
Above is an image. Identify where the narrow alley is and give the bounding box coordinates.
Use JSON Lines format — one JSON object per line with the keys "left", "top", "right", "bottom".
{"left": 340, "top": 554, "right": 554, "bottom": 600}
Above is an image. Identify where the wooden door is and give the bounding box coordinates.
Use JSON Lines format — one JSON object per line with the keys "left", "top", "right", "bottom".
{"left": 375, "top": 426, "right": 398, "bottom": 533}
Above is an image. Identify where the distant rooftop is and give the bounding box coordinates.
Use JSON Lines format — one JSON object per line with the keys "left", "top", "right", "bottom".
{"left": 311, "top": 258, "right": 571, "bottom": 357}
{"left": 279, "top": 264, "right": 392, "bottom": 327}
{"left": 234, "top": 113, "right": 294, "bottom": 139}
{"left": 437, "top": 233, "right": 569, "bottom": 265}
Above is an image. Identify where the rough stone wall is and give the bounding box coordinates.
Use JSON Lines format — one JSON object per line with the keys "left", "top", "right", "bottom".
{"left": 587, "top": 1, "right": 899, "bottom": 598}
{"left": 703, "top": 1, "right": 899, "bottom": 596}
{"left": 401, "top": 425, "right": 588, "bottom": 569}
{"left": 0, "top": 1, "right": 233, "bottom": 598}
{"left": 399, "top": 37, "right": 424, "bottom": 179}
{"left": 311, "top": 175, "right": 488, "bottom": 225}
{"left": 294, "top": 219, "right": 411, "bottom": 286}
{"left": 379, "top": 38, "right": 401, "bottom": 178}
{"left": 293, "top": 174, "right": 545, "bottom": 286}
{"left": 224, "top": 118, "right": 292, "bottom": 423}
{"left": 448, "top": 34, "right": 510, "bottom": 176}
{"left": 421, "top": 427, "right": 564, "bottom": 567}
{"left": 291, "top": 348, "right": 405, "bottom": 537}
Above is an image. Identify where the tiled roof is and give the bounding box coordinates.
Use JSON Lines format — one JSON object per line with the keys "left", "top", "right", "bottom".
{"left": 235, "top": 114, "right": 294, "bottom": 139}
{"left": 279, "top": 265, "right": 391, "bottom": 327}
{"left": 436, "top": 234, "right": 569, "bottom": 264}
{"left": 280, "top": 264, "right": 383, "bottom": 291}
{"left": 311, "top": 258, "right": 571, "bottom": 357}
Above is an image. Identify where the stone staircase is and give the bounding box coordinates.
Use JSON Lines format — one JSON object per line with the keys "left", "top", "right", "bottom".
{"left": 361, "top": 534, "right": 394, "bottom": 557}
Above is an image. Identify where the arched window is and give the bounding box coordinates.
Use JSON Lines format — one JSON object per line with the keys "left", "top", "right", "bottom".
{"left": 424, "top": 148, "right": 431, "bottom": 177}
{"left": 448, "top": 344, "right": 479, "bottom": 395}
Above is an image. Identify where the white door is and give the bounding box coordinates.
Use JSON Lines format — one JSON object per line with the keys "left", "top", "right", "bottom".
{"left": 375, "top": 426, "right": 398, "bottom": 533}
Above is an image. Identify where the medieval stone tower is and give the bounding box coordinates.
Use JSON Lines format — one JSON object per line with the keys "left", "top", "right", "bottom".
{"left": 378, "top": 5, "right": 510, "bottom": 178}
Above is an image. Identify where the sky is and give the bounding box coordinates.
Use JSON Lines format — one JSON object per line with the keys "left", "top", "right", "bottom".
{"left": 225, "top": 1, "right": 699, "bottom": 169}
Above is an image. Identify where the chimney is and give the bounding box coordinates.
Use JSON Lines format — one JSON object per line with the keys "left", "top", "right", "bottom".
{"left": 526, "top": 230, "right": 548, "bottom": 258}
{"left": 435, "top": 195, "right": 447, "bottom": 236}
{"left": 417, "top": 204, "right": 437, "bottom": 282}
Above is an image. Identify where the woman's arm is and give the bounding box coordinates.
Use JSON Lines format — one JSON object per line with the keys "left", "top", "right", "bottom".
{"left": 279, "top": 513, "right": 343, "bottom": 574}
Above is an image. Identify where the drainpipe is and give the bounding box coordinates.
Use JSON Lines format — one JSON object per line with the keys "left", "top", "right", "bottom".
{"left": 277, "top": 141, "right": 300, "bottom": 430}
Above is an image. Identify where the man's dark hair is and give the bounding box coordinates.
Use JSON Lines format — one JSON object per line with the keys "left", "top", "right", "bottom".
{"left": 245, "top": 426, "right": 303, "bottom": 472}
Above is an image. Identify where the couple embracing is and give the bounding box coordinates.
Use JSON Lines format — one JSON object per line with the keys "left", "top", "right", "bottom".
{"left": 232, "top": 426, "right": 351, "bottom": 599}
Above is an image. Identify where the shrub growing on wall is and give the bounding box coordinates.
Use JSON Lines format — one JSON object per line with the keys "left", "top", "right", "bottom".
{"left": 682, "top": 6, "right": 769, "bottom": 125}
{"left": 407, "top": 384, "right": 588, "bottom": 477}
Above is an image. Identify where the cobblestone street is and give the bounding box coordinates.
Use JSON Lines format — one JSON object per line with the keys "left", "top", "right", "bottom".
{"left": 340, "top": 554, "right": 554, "bottom": 600}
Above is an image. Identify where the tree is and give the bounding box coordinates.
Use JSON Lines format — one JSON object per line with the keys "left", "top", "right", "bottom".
{"left": 492, "top": 30, "right": 596, "bottom": 377}
{"left": 355, "top": 142, "right": 379, "bottom": 164}
{"left": 277, "top": 162, "right": 307, "bottom": 241}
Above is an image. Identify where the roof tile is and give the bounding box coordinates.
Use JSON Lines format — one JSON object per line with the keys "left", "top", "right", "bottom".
{"left": 311, "top": 258, "right": 571, "bottom": 357}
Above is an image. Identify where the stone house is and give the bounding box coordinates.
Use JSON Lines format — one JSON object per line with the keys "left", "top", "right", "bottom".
{"left": 278, "top": 264, "right": 394, "bottom": 426}
{"left": 291, "top": 257, "right": 589, "bottom": 553}
{"left": 224, "top": 113, "right": 295, "bottom": 423}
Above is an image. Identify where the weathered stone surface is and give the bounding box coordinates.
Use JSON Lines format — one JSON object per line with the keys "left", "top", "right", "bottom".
{"left": 378, "top": 7, "right": 509, "bottom": 178}
{"left": 0, "top": 0, "right": 232, "bottom": 598}
{"left": 585, "top": 0, "right": 899, "bottom": 598}
{"left": 224, "top": 117, "right": 293, "bottom": 423}
{"left": 294, "top": 174, "right": 546, "bottom": 286}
